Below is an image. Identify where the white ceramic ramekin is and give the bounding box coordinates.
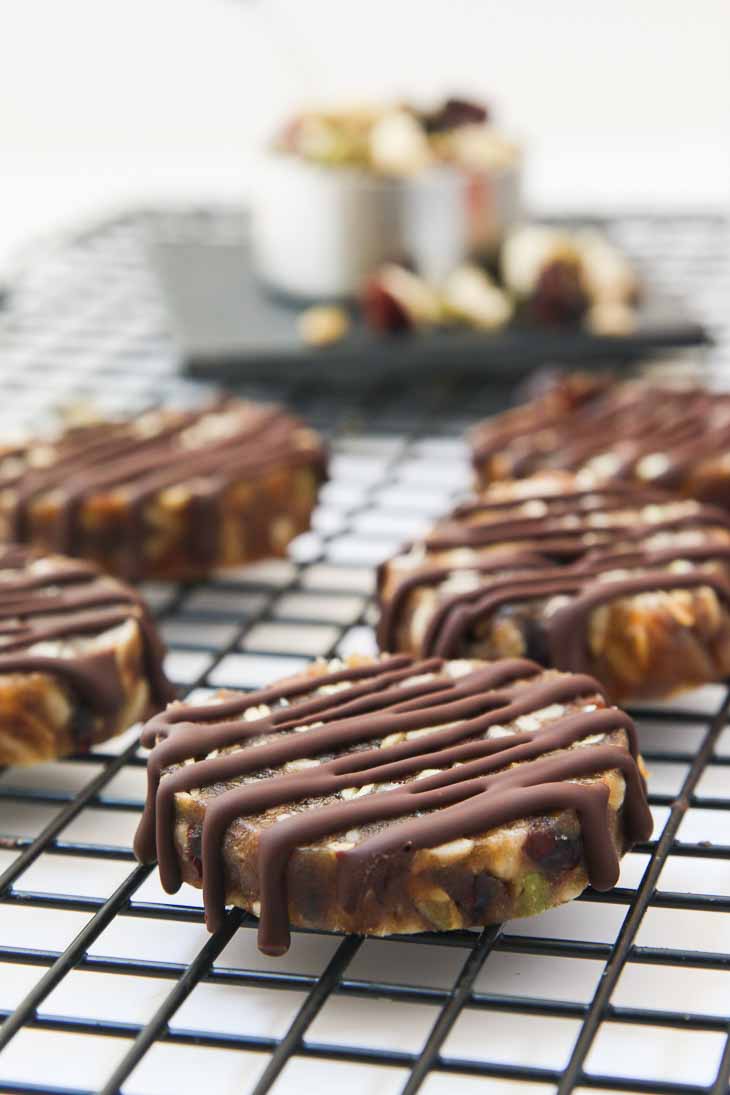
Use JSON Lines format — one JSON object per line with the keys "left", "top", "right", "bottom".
{"left": 250, "top": 155, "right": 522, "bottom": 300}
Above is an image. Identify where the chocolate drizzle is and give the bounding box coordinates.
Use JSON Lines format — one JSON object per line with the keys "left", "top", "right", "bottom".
{"left": 0, "top": 398, "right": 327, "bottom": 579}
{"left": 0, "top": 545, "right": 174, "bottom": 728}
{"left": 378, "top": 482, "right": 730, "bottom": 669}
{"left": 471, "top": 377, "right": 730, "bottom": 497}
{"left": 134, "top": 655, "right": 652, "bottom": 955}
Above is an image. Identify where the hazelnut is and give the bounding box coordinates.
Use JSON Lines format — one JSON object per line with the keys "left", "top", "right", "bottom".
{"left": 298, "top": 305, "right": 350, "bottom": 348}
{"left": 368, "top": 109, "right": 431, "bottom": 175}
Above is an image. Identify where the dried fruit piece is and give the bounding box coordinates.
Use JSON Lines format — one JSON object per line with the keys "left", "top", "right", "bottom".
{"left": 362, "top": 264, "right": 443, "bottom": 333}
{"left": 422, "top": 97, "right": 489, "bottom": 133}
{"left": 531, "top": 257, "right": 588, "bottom": 326}
{"left": 516, "top": 871, "right": 552, "bottom": 917}
{"left": 524, "top": 827, "right": 582, "bottom": 874}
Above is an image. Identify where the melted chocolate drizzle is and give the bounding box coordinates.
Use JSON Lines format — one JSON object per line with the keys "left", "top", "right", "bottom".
{"left": 378, "top": 484, "right": 730, "bottom": 665}
{"left": 0, "top": 545, "right": 174, "bottom": 729}
{"left": 0, "top": 399, "right": 327, "bottom": 578}
{"left": 471, "top": 378, "right": 730, "bottom": 493}
{"left": 134, "top": 655, "right": 652, "bottom": 955}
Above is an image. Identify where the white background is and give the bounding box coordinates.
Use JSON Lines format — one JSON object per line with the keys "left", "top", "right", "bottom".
{"left": 1, "top": 0, "right": 730, "bottom": 267}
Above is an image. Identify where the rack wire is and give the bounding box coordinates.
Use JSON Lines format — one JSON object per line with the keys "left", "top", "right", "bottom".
{"left": 0, "top": 209, "right": 729, "bottom": 1095}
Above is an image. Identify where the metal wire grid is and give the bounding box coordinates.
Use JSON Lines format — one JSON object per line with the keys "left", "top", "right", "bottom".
{"left": 0, "top": 211, "right": 728, "bottom": 1095}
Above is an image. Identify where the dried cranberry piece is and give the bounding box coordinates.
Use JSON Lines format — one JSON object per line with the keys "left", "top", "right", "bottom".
{"left": 434, "top": 867, "right": 503, "bottom": 919}
{"left": 521, "top": 614, "right": 552, "bottom": 665}
{"left": 423, "top": 98, "right": 489, "bottom": 134}
{"left": 433, "top": 866, "right": 474, "bottom": 912}
{"left": 531, "top": 259, "right": 588, "bottom": 327}
{"left": 472, "top": 873, "right": 503, "bottom": 919}
{"left": 524, "top": 827, "right": 582, "bottom": 874}
{"left": 362, "top": 278, "right": 412, "bottom": 333}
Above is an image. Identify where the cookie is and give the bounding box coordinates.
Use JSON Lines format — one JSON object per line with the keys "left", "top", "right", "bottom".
{"left": 470, "top": 373, "right": 730, "bottom": 511}
{"left": 0, "top": 397, "right": 327, "bottom": 581}
{"left": 378, "top": 473, "right": 730, "bottom": 701}
{"left": 134, "top": 653, "right": 651, "bottom": 955}
{"left": 0, "top": 545, "right": 174, "bottom": 765}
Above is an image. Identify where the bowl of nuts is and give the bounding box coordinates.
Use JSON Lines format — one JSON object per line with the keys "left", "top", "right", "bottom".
{"left": 250, "top": 98, "right": 522, "bottom": 300}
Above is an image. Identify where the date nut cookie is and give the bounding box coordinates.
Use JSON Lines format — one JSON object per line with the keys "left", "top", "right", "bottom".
{"left": 0, "top": 397, "right": 327, "bottom": 581}
{"left": 470, "top": 373, "right": 730, "bottom": 512}
{"left": 135, "top": 653, "right": 650, "bottom": 955}
{"left": 378, "top": 473, "right": 730, "bottom": 702}
{"left": 0, "top": 545, "right": 174, "bottom": 765}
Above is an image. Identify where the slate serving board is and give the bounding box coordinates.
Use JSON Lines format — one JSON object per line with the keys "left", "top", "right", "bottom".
{"left": 151, "top": 219, "right": 710, "bottom": 386}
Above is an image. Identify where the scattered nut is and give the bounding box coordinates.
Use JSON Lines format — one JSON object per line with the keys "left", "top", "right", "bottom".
{"left": 298, "top": 305, "right": 350, "bottom": 348}
{"left": 586, "top": 300, "right": 638, "bottom": 336}
{"left": 442, "top": 264, "right": 513, "bottom": 330}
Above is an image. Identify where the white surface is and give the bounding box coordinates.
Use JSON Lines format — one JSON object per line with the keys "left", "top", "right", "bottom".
{"left": 1, "top": 0, "right": 729, "bottom": 270}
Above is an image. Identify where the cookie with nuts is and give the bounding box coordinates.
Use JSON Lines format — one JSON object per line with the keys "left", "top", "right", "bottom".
{"left": 378, "top": 472, "right": 730, "bottom": 702}
{"left": 134, "top": 653, "right": 650, "bottom": 954}
{"left": 0, "top": 545, "right": 174, "bottom": 765}
{"left": 470, "top": 373, "right": 730, "bottom": 511}
{"left": 0, "top": 397, "right": 327, "bottom": 581}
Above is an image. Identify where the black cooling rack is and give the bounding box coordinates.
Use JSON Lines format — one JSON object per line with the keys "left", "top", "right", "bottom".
{"left": 0, "top": 209, "right": 729, "bottom": 1095}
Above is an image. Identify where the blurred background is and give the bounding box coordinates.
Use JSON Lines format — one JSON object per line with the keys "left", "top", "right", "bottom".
{"left": 2, "top": 0, "right": 729, "bottom": 266}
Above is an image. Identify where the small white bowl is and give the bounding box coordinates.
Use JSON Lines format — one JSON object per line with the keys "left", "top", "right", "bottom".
{"left": 250, "top": 154, "right": 522, "bottom": 301}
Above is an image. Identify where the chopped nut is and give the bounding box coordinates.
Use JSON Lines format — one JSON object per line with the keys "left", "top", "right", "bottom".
{"left": 515, "top": 715, "right": 540, "bottom": 732}
{"left": 369, "top": 109, "right": 431, "bottom": 175}
{"left": 414, "top": 887, "right": 461, "bottom": 931}
{"left": 431, "top": 838, "right": 475, "bottom": 864}
{"left": 298, "top": 305, "right": 350, "bottom": 348}
{"left": 381, "top": 732, "right": 406, "bottom": 748}
{"left": 285, "top": 758, "right": 320, "bottom": 772}
{"left": 442, "top": 264, "right": 513, "bottom": 330}
{"left": 244, "top": 704, "right": 271, "bottom": 722}
{"left": 668, "top": 591, "right": 695, "bottom": 628}
{"left": 637, "top": 452, "right": 671, "bottom": 481}
{"left": 271, "top": 515, "right": 295, "bottom": 551}
{"left": 533, "top": 704, "right": 565, "bottom": 721}
{"left": 487, "top": 725, "right": 513, "bottom": 739}
{"left": 340, "top": 783, "right": 374, "bottom": 799}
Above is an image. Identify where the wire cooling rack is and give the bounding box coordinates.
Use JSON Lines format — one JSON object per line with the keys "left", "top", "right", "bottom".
{"left": 0, "top": 210, "right": 729, "bottom": 1095}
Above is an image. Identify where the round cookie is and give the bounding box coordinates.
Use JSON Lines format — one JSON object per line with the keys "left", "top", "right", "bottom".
{"left": 378, "top": 473, "right": 730, "bottom": 701}
{"left": 0, "top": 397, "right": 327, "bottom": 581}
{"left": 470, "top": 373, "right": 730, "bottom": 512}
{"left": 135, "top": 653, "right": 651, "bottom": 955}
{"left": 0, "top": 545, "right": 174, "bottom": 765}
